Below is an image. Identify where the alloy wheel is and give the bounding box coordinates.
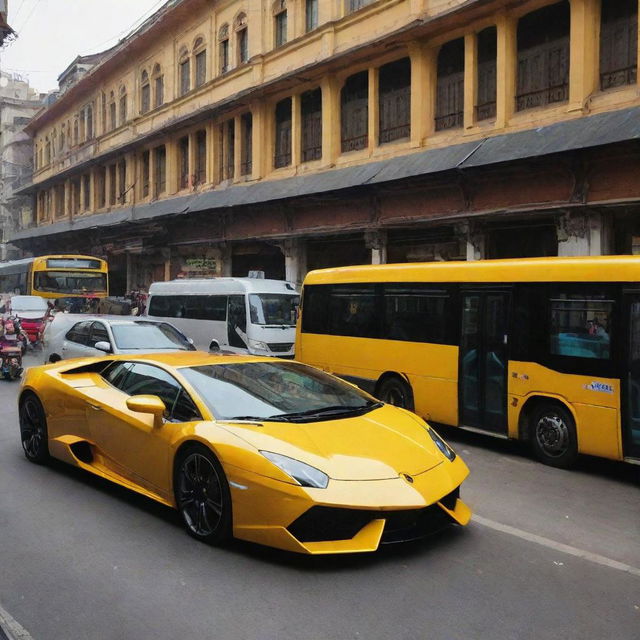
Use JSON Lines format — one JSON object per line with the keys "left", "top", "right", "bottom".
{"left": 177, "top": 452, "right": 224, "bottom": 537}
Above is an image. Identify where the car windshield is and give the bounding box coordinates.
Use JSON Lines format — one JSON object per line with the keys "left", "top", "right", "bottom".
{"left": 249, "top": 294, "right": 299, "bottom": 326}
{"left": 111, "top": 322, "right": 194, "bottom": 351}
{"left": 34, "top": 271, "right": 108, "bottom": 294}
{"left": 180, "top": 361, "right": 380, "bottom": 422}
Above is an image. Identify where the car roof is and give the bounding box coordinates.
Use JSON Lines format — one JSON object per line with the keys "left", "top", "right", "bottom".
{"left": 50, "top": 314, "right": 167, "bottom": 326}
{"left": 148, "top": 278, "right": 298, "bottom": 295}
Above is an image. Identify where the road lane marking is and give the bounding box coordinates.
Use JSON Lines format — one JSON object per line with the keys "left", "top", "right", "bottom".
{"left": 0, "top": 604, "right": 33, "bottom": 640}
{"left": 473, "top": 514, "right": 640, "bottom": 578}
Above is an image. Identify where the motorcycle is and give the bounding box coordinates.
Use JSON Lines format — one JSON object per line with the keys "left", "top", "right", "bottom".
{"left": 0, "top": 316, "right": 24, "bottom": 380}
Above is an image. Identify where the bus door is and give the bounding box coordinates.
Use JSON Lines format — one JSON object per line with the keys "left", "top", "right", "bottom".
{"left": 459, "top": 290, "right": 510, "bottom": 434}
{"left": 623, "top": 293, "right": 640, "bottom": 459}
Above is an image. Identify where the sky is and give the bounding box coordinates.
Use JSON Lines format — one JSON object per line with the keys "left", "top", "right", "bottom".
{"left": 0, "top": 0, "right": 167, "bottom": 93}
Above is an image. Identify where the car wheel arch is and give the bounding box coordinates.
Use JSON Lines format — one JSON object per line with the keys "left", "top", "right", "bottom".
{"left": 375, "top": 372, "right": 415, "bottom": 411}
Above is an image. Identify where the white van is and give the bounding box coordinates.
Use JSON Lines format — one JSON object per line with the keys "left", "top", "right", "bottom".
{"left": 145, "top": 278, "right": 300, "bottom": 356}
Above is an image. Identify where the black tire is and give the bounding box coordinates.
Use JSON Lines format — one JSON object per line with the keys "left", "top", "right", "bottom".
{"left": 19, "top": 394, "right": 50, "bottom": 464}
{"left": 174, "top": 444, "right": 232, "bottom": 545}
{"left": 530, "top": 402, "right": 578, "bottom": 469}
{"left": 377, "top": 376, "right": 414, "bottom": 411}
{"left": 48, "top": 354, "right": 61, "bottom": 364}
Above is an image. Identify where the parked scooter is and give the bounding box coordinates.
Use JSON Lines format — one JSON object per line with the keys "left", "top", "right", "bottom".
{"left": 0, "top": 316, "right": 24, "bottom": 380}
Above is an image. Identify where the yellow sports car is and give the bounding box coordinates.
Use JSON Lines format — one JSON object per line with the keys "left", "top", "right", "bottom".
{"left": 18, "top": 352, "right": 471, "bottom": 554}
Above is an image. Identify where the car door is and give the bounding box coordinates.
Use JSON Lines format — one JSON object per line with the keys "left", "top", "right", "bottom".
{"left": 85, "top": 361, "right": 201, "bottom": 498}
{"left": 87, "top": 321, "right": 113, "bottom": 355}
{"left": 62, "top": 321, "right": 93, "bottom": 358}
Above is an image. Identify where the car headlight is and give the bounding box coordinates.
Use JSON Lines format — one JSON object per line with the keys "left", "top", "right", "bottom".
{"left": 427, "top": 428, "right": 456, "bottom": 462}
{"left": 260, "top": 451, "right": 329, "bottom": 488}
{"left": 248, "top": 339, "right": 269, "bottom": 351}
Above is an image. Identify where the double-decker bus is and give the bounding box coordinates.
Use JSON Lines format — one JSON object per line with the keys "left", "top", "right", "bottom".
{"left": 296, "top": 256, "right": 640, "bottom": 468}
{"left": 0, "top": 255, "right": 109, "bottom": 310}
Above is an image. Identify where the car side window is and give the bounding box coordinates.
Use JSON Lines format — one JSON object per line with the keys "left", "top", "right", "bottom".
{"left": 119, "top": 363, "right": 201, "bottom": 423}
{"left": 102, "top": 362, "right": 133, "bottom": 389}
{"left": 89, "top": 322, "right": 110, "bottom": 349}
{"left": 65, "top": 321, "right": 92, "bottom": 345}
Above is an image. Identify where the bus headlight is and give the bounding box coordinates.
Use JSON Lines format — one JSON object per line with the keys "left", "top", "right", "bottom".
{"left": 248, "top": 339, "right": 269, "bottom": 351}
{"left": 427, "top": 428, "right": 456, "bottom": 462}
{"left": 260, "top": 451, "right": 329, "bottom": 488}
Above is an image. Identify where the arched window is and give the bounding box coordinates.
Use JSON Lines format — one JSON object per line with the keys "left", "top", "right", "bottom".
{"left": 119, "top": 85, "right": 127, "bottom": 124}
{"left": 45, "top": 137, "right": 51, "bottom": 164}
{"left": 235, "top": 13, "right": 248, "bottom": 65}
{"left": 218, "top": 24, "right": 230, "bottom": 74}
{"left": 179, "top": 47, "right": 190, "bottom": 95}
{"left": 86, "top": 104, "right": 94, "bottom": 139}
{"left": 50, "top": 130, "right": 57, "bottom": 158}
{"left": 153, "top": 64, "right": 164, "bottom": 108}
{"left": 73, "top": 118, "right": 79, "bottom": 145}
{"left": 194, "top": 36, "right": 207, "bottom": 88}
{"left": 141, "top": 70, "right": 151, "bottom": 113}
{"left": 60, "top": 124, "right": 66, "bottom": 151}
{"left": 109, "top": 91, "right": 117, "bottom": 130}
{"left": 273, "top": 0, "right": 287, "bottom": 48}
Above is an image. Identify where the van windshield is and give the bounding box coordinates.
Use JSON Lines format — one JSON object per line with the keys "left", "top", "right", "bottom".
{"left": 249, "top": 294, "right": 299, "bottom": 326}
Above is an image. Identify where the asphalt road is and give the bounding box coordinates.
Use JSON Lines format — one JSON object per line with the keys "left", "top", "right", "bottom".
{"left": 0, "top": 353, "right": 639, "bottom": 640}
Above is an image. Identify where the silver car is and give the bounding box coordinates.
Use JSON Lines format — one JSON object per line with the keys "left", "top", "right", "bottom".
{"left": 43, "top": 314, "right": 196, "bottom": 363}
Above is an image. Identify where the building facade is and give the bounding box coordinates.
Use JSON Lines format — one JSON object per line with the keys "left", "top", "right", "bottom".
{"left": 11, "top": 0, "right": 640, "bottom": 292}
{"left": 0, "top": 73, "right": 44, "bottom": 260}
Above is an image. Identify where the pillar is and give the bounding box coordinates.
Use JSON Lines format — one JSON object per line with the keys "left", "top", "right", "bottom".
{"left": 569, "top": 0, "right": 600, "bottom": 111}
{"left": 457, "top": 222, "right": 485, "bottom": 261}
{"left": 280, "top": 238, "right": 307, "bottom": 287}
{"left": 365, "top": 230, "right": 387, "bottom": 265}
{"left": 320, "top": 75, "right": 341, "bottom": 167}
{"left": 251, "top": 102, "right": 267, "bottom": 179}
{"left": 557, "top": 211, "right": 610, "bottom": 256}
{"left": 220, "top": 244, "right": 233, "bottom": 277}
{"left": 408, "top": 42, "right": 432, "bottom": 147}
{"left": 496, "top": 13, "right": 517, "bottom": 128}
{"left": 464, "top": 33, "right": 477, "bottom": 130}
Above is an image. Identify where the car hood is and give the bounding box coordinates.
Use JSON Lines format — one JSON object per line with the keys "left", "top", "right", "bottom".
{"left": 220, "top": 405, "right": 445, "bottom": 480}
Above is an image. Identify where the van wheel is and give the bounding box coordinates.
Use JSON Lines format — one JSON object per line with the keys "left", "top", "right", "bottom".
{"left": 530, "top": 403, "right": 578, "bottom": 469}
{"left": 377, "top": 376, "right": 414, "bottom": 411}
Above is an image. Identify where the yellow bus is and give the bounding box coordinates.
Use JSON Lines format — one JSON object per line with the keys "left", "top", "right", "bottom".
{"left": 295, "top": 256, "right": 640, "bottom": 468}
{"left": 0, "top": 255, "right": 109, "bottom": 307}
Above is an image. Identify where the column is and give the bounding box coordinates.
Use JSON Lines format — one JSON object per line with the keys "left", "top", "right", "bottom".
{"left": 557, "top": 211, "right": 609, "bottom": 256}
{"left": 457, "top": 222, "right": 485, "bottom": 260}
{"left": 569, "top": 0, "right": 600, "bottom": 111}
{"left": 64, "top": 179, "right": 71, "bottom": 218}
{"left": 367, "top": 67, "right": 379, "bottom": 154}
{"left": 220, "top": 243, "right": 233, "bottom": 277}
{"left": 495, "top": 12, "right": 517, "bottom": 128}
{"left": 281, "top": 238, "right": 307, "bottom": 286}
{"left": 321, "top": 74, "right": 341, "bottom": 167}
{"left": 408, "top": 42, "right": 431, "bottom": 147}
{"left": 365, "top": 230, "right": 387, "bottom": 265}
{"left": 464, "top": 33, "right": 478, "bottom": 130}
{"left": 166, "top": 138, "right": 178, "bottom": 195}
{"left": 251, "top": 101, "right": 266, "bottom": 179}
{"left": 291, "top": 93, "right": 301, "bottom": 168}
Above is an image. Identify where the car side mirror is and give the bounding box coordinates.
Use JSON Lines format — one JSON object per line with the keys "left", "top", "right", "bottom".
{"left": 94, "top": 341, "right": 112, "bottom": 353}
{"left": 126, "top": 395, "right": 166, "bottom": 428}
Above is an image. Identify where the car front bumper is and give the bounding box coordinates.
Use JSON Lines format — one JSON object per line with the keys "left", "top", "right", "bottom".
{"left": 225, "top": 455, "right": 471, "bottom": 554}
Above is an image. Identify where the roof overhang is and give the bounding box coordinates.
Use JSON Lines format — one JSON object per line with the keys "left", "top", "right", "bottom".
{"left": 12, "top": 105, "right": 640, "bottom": 244}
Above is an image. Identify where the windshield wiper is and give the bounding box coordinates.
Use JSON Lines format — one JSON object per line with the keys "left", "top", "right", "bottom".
{"left": 271, "top": 402, "right": 383, "bottom": 422}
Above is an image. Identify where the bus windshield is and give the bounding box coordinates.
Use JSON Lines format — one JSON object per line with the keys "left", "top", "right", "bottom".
{"left": 249, "top": 293, "right": 299, "bottom": 326}
{"left": 34, "top": 271, "right": 108, "bottom": 295}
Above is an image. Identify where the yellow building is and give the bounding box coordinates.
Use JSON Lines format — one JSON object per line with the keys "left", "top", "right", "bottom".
{"left": 12, "top": 0, "right": 640, "bottom": 292}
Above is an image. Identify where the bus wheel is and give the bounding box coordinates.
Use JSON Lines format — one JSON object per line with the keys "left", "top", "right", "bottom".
{"left": 530, "top": 403, "right": 578, "bottom": 469}
{"left": 377, "top": 377, "right": 414, "bottom": 411}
